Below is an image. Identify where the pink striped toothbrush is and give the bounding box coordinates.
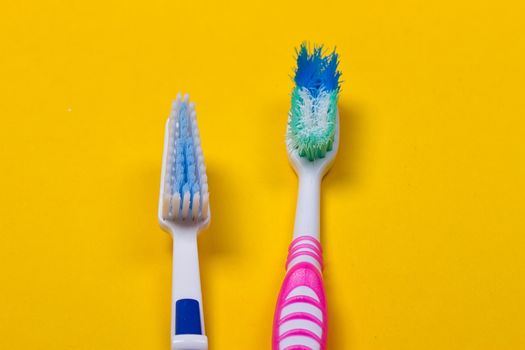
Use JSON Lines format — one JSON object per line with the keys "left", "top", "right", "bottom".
{"left": 273, "top": 44, "right": 341, "bottom": 350}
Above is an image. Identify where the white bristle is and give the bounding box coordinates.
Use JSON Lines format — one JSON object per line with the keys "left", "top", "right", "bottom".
{"left": 162, "top": 195, "right": 171, "bottom": 219}
{"left": 171, "top": 103, "right": 180, "bottom": 119}
{"left": 201, "top": 193, "right": 209, "bottom": 219}
{"left": 192, "top": 193, "right": 200, "bottom": 220}
{"left": 182, "top": 192, "right": 191, "bottom": 219}
{"left": 171, "top": 193, "right": 181, "bottom": 219}
{"left": 164, "top": 182, "right": 171, "bottom": 196}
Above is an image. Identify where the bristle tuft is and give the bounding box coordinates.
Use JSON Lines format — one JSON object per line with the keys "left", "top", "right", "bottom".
{"left": 161, "top": 95, "right": 209, "bottom": 222}
{"left": 287, "top": 43, "right": 341, "bottom": 161}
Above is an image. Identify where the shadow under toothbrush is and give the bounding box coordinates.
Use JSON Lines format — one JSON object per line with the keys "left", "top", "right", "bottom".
{"left": 127, "top": 163, "right": 173, "bottom": 348}
{"left": 324, "top": 100, "right": 366, "bottom": 187}
{"left": 199, "top": 164, "right": 241, "bottom": 258}
{"left": 198, "top": 163, "right": 243, "bottom": 347}
{"left": 322, "top": 100, "right": 365, "bottom": 350}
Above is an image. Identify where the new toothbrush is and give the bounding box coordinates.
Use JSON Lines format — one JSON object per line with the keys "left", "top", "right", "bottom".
{"left": 273, "top": 45, "right": 341, "bottom": 350}
{"left": 158, "top": 94, "right": 210, "bottom": 350}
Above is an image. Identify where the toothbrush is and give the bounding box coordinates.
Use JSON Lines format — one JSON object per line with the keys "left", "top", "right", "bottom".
{"left": 273, "top": 44, "right": 341, "bottom": 350}
{"left": 158, "top": 94, "right": 210, "bottom": 350}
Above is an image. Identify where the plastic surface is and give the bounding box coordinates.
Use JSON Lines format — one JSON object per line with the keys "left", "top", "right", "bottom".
{"left": 273, "top": 237, "right": 327, "bottom": 350}
{"left": 287, "top": 112, "right": 340, "bottom": 240}
{"left": 175, "top": 299, "right": 202, "bottom": 335}
{"left": 158, "top": 95, "right": 210, "bottom": 350}
{"left": 274, "top": 112, "right": 339, "bottom": 350}
{"left": 170, "top": 229, "right": 206, "bottom": 338}
{"left": 172, "top": 335, "right": 208, "bottom": 350}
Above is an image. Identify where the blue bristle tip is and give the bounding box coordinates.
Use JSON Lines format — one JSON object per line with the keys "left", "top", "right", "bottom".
{"left": 294, "top": 43, "right": 341, "bottom": 97}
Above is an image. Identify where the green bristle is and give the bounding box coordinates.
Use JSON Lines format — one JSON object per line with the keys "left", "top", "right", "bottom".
{"left": 288, "top": 87, "right": 338, "bottom": 161}
{"left": 287, "top": 44, "right": 340, "bottom": 161}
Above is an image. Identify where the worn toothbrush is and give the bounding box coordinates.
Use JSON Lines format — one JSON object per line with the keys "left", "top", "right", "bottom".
{"left": 158, "top": 94, "right": 210, "bottom": 350}
{"left": 273, "top": 44, "right": 341, "bottom": 350}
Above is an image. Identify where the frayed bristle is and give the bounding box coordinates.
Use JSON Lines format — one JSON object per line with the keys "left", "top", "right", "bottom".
{"left": 287, "top": 43, "right": 341, "bottom": 161}
{"left": 162, "top": 94, "right": 209, "bottom": 222}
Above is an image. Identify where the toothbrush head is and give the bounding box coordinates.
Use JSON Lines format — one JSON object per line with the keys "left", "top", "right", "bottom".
{"left": 158, "top": 94, "right": 210, "bottom": 231}
{"left": 287, "top": 43, "right": 341, "bottom": 163}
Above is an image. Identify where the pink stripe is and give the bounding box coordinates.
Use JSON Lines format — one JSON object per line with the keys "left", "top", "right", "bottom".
{"left": 286, "top": 251, "right": 323, "bottom": 270}
{"left": 287, "top": 237, "right": 323, "bottom": 270}
{"left": 273, "top": 258, "right": 327, "bottom": 349}
{"left": 281, "top": 295, "right": 321, "bottom": 309}
{"left": 289, "top": 243, "right": 322, "bottom": 257}
{"left": 278, "top": 312, "right": 324, "bottom": 328}
{"left": 278, "top": 329, "right": 322, "bottom": 346}
{"left": 290, "top": 236, "right": 322, "bottom": 253}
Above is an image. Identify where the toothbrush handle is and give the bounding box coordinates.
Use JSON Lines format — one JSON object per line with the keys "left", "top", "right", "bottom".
{"left": 273, "top": 236, "right": 327, "bottom": 350}
{"left": 171, "top": 233, "right": 208, "bottom": 350}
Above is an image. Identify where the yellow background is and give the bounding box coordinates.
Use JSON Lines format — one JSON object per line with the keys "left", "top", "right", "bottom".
{"left": 1, "top": 0, "right": 524, "bottom": 349}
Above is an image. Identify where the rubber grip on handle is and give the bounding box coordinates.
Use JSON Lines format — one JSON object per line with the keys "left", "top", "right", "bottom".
{"left": 273, "top": 236, "right": 327, "bottom": 350}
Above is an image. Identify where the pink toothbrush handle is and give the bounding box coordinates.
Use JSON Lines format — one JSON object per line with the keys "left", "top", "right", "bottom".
{"left": 273, "top": 236, "right": 327, "bottom": 350}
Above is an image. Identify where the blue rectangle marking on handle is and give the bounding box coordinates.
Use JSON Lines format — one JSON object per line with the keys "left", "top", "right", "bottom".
{"left": 175, "top": 299, "right": 202, "bottom": 335}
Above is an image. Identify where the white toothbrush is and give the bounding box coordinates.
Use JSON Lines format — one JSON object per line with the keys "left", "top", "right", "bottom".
{"left": 158, "top": 94, "right": 210, "bottom": 350}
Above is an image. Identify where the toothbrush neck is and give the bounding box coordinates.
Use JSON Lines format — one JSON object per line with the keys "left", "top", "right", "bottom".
{"left": 293, "top": 172, "right": 321, "bottom": 240}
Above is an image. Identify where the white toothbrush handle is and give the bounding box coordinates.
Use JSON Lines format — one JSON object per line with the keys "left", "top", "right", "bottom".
{"left": 171, "top": 230, "right": 208, "bottom": 350}
{"left": 293, "top": 173, "right": 321, "bottom": 240}
{"left": 273, "top": 173, "right": 327, "bottom": 350}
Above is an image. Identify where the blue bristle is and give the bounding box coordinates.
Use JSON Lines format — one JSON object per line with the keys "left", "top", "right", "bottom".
{"left": 294, "top": 43, "right": 341, "bottom": 97}
{"left": 170, "top": 102, "right": 201, "bottom": 210}
{"left": 192, "top": 183, "right": 200, "bottom": 194}
{"left": 175, "top": 178, "right": 184, "bottom": 194}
